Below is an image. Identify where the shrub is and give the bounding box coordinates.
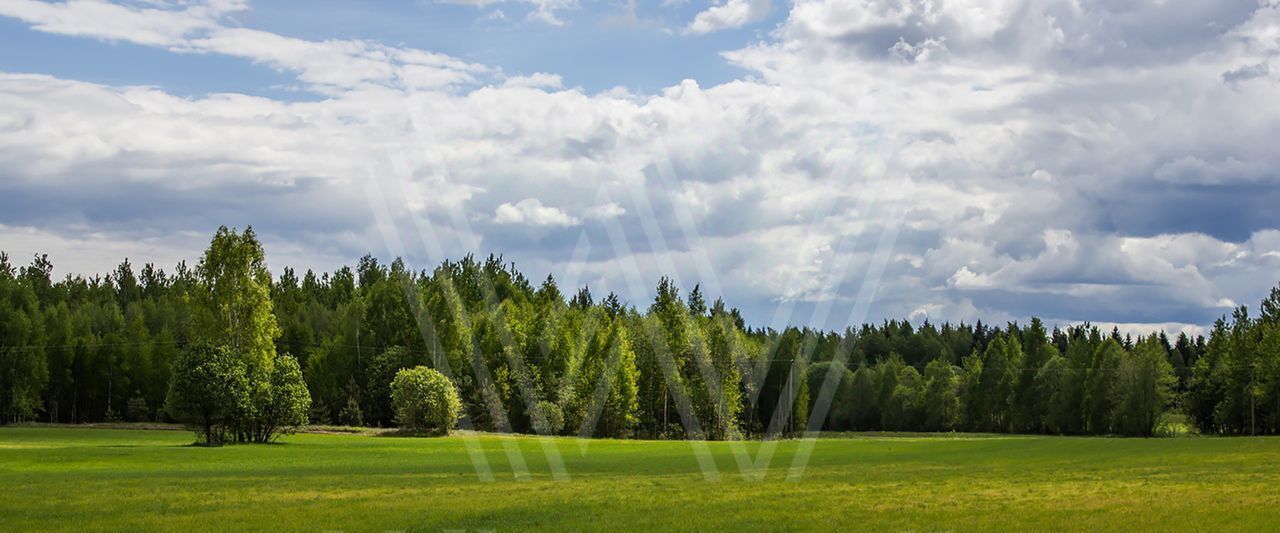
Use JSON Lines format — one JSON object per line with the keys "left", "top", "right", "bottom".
{"left": 390, "top": 366, "right": 461, "bottom": 434}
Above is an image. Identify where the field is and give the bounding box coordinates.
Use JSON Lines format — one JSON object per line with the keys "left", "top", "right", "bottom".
{"left": 2, "top": 427, "right": 1279, "bottom": 531}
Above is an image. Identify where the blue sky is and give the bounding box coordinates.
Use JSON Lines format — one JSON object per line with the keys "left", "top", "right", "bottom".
{"left": 0, "top": 0, "right": 780, "bottom": 97}
{"left": 1, "top": 0, "right": 1278, "bottom": 335}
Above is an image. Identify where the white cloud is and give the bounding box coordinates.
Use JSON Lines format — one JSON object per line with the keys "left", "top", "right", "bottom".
{"left": 586, "top": 202, "right": 626, "bottom": 220}
{"left": 0, "top": 0, "right": 490, "bottom": 92}
{"left": 0, "top": 0, "right": 241, "bottom": 46}
{"left": 1, "top": 0, "right": 1279, "bottom": 332}
{"left": 494, "top": 199, "right": 581, "bottom": 227}
{"left": 686, "top": 0, "right": 770, "bottom": 34}
{"left": 503, "top": 72, "right": 564, "bottom": 89}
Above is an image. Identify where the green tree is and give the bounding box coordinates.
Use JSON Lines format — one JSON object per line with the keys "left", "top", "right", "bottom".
{"left": 570, "top": 314, "right": 639, "bottom": 438}
{"left": 0, "top": 254, "right": 48, "bottom": 423}
{"left": 847, "top": 365, "right": 879, "bottom": 430}
{"left": 806, "top": 360, "right": 853, "bottom": 431}
{"left": 251, "top": 353, "right": 311, "bottom": 442}
{"left": 922, "top": 359, "right": 961, "bottom": 431}
{"left": 973, "top": 337, "right": 1016, "bottom": 432}
{"left": 1084, "top": 339, "right": 1124, "bottom": 434}
{"left": 366, "top": 346, "right": 414, "bottom": 426}
{"left": 1111, "top": 336, "right": 1176, "bottom": 437}
{"left": 884, "top": 365, "right": 924, "bottom": 431}
{"left": 165, "top": 343, "right": 248, "bottom": 445}
{"left": 193, "top": 226, "right": 280, "bottom": 370}
{"left": 1013, "top": 318, "right": 1056, "bottom": 432}
{"left": 1034, "top": 354, "right": 1071, "bottom": 434}
{"left": 1186, "top": 319, "right": 1228, "bottom": 434}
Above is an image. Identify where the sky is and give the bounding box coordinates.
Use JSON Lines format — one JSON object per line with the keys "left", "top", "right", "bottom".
{"left": 1, "top": 0, "right": 1278, "bottom": 335}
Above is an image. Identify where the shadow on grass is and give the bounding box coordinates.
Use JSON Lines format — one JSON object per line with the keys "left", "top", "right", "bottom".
{"left": 375, "top": 428, "right": 450, "bottom": 438}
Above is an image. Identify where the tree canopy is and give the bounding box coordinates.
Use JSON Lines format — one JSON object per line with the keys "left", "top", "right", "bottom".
{"left": 2, "top": 229, "right": 1276, "bottom": 439}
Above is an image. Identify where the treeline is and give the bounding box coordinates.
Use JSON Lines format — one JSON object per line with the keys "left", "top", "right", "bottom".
{"left": 2, "top": 227, "right": 1278, "bottom": 437}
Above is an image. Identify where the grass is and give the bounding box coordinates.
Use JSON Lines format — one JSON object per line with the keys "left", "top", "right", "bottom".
{"left": 2, "top": 427, "right": 1279, "bottom": 531}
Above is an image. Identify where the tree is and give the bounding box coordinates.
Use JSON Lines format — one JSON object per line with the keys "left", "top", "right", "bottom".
{"left": 1084, "top": 339, "right": 1124, "bottom": 434}
{"left": 922, "top": 359, "right": 961, "bottom": 431}
{"left": 251, "top": 353, "right": 311, "bottom": 442}
{"left": 1111, "top": 336, "right": 1176, "bottom": 437}
{"left": 0, "top": 254, "right": 49, "bottom": 423}
{"left": 193, "top": 226, "right": 280, "bottom": 371}
{"left": 165, "top": 343, "right": 248, "bottom": 445}
{"left": 884, "top": 365, "right": 924, "bottom": 431}
{"left": 1013, "top": 318, "right": 1056, "bottom": 432}
{"left": 7, "top": 227, "right": 1264, "bottom": 440}
{"left": 195, "top": 227, "right": 290, "bottom": 442}
{"left": 807, "top": 361, "right": 853, "bottom": 431}
{"left": 1057, "top": 331, "right": 1095, "bottom": 435}
{"left": 570, "top": 314, "right": 639, "bottom": 438}
{"left": 366, "top": 346, "right": 414, "bottom": 426}
{"left": 702, "top": 312, "right": 745, "bottom": 439}
{"left": 391, "top": 366, "right": 462, "bottom": 434}
{"left": 533, "top": 399, "right": 565, "bottom": 435}
{"left": 847, "top": 365, "right": 879, "bottom": 430}
{"left": 972, "top": 337, "right": 1016, "bottom": 432}
{"left": 1035, "top": 354, "right": 1071, "bottom": 434}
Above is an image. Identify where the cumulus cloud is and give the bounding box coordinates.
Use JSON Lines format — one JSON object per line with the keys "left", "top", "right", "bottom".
{"left": 686, "top": 0, "right": 770, "bottom": 34}
{"left": 1, "top": 0, "right": 1279, "bottom": 332}
{"left": 494, "top": 199, "right": 581, "bottom": 227}
{"left": 503, "top": 72, "right": 564, "bottom": 89}
{"left": 586, "top": 202, "right": 626, "bottom": 220}
{"left": 0, "top": 0, "right": 242, "bottom": 46}
{"left": 0, "top": 0, "right": 490, "bottom": 92}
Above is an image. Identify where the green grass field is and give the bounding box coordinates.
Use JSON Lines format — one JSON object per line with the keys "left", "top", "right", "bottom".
{"left": 2, "top": 427, "right": 1279, "bottom": 531}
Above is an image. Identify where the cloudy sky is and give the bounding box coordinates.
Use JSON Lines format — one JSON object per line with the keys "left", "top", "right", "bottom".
{"left": 1, "top": 0, "right": 1278, "bottom": 335}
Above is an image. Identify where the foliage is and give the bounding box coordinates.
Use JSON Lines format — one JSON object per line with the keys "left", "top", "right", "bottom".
{"left": 532, "top": 399, "right": 564, "bottom": 435}
{"left": 165, "top": 342, "right": 248, "bottom": 445}
{"left": 253, "top": 353, "right": 311, "bottom": 441}
{"left": 192, "top": 226, "right": 279, "bottom": 371}
{"left": 1184, "top": 286, "right": 1280, "bottom": 435}
{"left": 7, "top": 228, "right": 1277, "bottom": 439}
{"left": 390, "top": 366, "right": 462, "bottom": 434}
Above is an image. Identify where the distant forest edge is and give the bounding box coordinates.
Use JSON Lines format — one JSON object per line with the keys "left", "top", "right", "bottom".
{"left": 2, "top": 226, "right": 1278, "bottom": 438}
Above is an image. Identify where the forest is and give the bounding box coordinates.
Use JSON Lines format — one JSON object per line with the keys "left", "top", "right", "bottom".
{"left": 2, "top": 226, "right": 1279, "bottom": 438}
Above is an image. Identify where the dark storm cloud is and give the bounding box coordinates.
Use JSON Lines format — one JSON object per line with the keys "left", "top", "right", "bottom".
{"left": 1096, "top": 182, "right": 1280, "bottom": 243}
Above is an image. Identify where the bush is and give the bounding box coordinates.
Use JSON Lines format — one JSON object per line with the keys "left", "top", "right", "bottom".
{"left": 390, "top": 366, "right": 461, "bottom": 434}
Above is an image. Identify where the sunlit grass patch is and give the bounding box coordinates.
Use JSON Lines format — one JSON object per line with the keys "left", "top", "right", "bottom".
{"left": 2, "top": 427, "right": 1278, "bottom": 531}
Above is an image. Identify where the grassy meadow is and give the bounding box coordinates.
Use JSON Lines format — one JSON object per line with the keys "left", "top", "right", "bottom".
{"left": 2, "top": 426, "right": 1279, "bottom": 531}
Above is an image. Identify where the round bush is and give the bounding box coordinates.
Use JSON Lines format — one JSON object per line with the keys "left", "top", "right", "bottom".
{"left": 390, "top": 366, "right": 461, "bottom": 434}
